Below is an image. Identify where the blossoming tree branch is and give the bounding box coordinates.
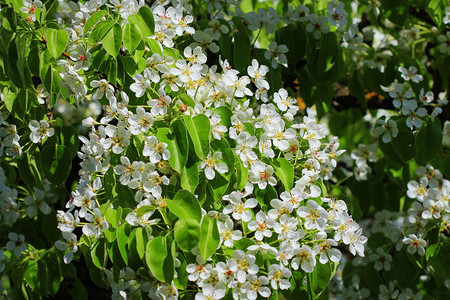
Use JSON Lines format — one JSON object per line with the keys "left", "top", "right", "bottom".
{"left": 0, "top": 0, "right": 448, "bottom": 299}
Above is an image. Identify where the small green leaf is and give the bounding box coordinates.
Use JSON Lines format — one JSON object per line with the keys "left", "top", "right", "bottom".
{"left": 102, "top": 23, "right": 122, "bottom": 57}
{"left": 146, "top": 236, "right": 174, "bottom": 283}
{"left": 91, "top": 238, "right": 107, "bottom": 269}
{"left": 116, "top": 225, "right": 128, "bottom": 265}
{"left": 136, "top": 206, "right": 155, "bottom": 218}
{"left": 88, "top": 21, "right": 115, "bottom": 44}
{"left": 272, "top": 158, "right": 294, "bottom": 191}
{"left": 128, "top": 6, "right": 155, "bottom": 37}
{"left": 234, "top": 153, "right": 248, "bottom": 190}
{"left": 178, "top": 94, "right": 196, "bottom": 107}
{"left": 199, "top": 215, "right": 220, "bottom": 261}
{"left": 181, "top": 159, "right": 199, "bottom": 193}
{"left": 174, "top": 219, "right": 201, "bottom": 251}
{"left": 122, "top": 23, "right": 142, "bottom": 53}
{"left": 156, "top": 120, "right": 188, "bottom": 173}
{"left": 184, "top": 114, "right": 210, "bottom": 160}
{"left": 84, "top": 10, "right": 108, "bottom": 34}
{"left": 309, "top": 261, "right": 338, "bottom": 299}
{"left": 46, "top": 28, "right": 68, "bottom": 59}
{"left": 135, "top": 227, "right": 147, "bottom": 260}
{"left": 165, "top": 190, "right": 201, "bottom": 222}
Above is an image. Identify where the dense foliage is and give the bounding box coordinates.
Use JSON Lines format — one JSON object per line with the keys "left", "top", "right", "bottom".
{"left": 0, "top": 0, "right": 449, "bottom": 299}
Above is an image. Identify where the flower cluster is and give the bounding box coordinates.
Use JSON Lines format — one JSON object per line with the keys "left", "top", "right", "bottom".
{"left": 49, "top": 2, "right": 369, "bottom": 299}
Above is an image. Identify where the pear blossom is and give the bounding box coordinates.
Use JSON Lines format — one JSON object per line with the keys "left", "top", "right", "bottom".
{"left": 199, "top": 151, "right": 229, "bottom": 180}
{"left": 291, "top": 245, "right": 316, "bottom": 272}
{"left": 29, "top": 119, "right": 54, "bottom": 143}
{"left": 402, "top": 234, "right": 426, "bottom": 255}
{"left": 247, "top": 211, "right": 275, "bottom": 240}
{"left": 6, "top": 232, "right": 27, "bottom": 257}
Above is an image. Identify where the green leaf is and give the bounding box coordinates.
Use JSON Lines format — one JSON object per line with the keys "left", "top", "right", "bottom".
{"left": 309, "top": 261, "right": 338, "bottom": 299}
{"left": 165, "top": 190, "right": 201, "bottom": 222}
{"left": 116, "top": 225, "right": 128, "bottom": 265}
{"left": 46, "top": 28, "right": 68, "bottom": 59}
{"left": 122, "top": 23, "right": 142, "bottom": 53}
{"left": 147, "top": 38, "right": 162, "bottom": 55}
{"left": 213, "top": 106, "right": 233, "bottom": 129}
{"left": 102, "top": 23, "right": 122, "bottom": 57}
{"left": 415, "top": 118, "right": 442, "bottom": 165}
{"left": 135, "top": 227, "right": 147, "bottom": 260}
{"left": 40, "top": 143, "right": 72, "bottom": 186}
{"left": 105, "top": 208, "right": 122, "bottom": 229}
{"left": 233, "top": 32, "right": 251, "bottom": 73}
{"left": 234, "top": 153, "right": 248, "bottom": 190}
{"left": 84, "top": 10, "right": 108, "bottom": 35}
{"left": 272, "top": 158, "right": 294, "bottom": 191}
{"left": 199, "top": 215, "right": 220, "bottom": 261}
{"left": 88, "top": 21, "right": 115, "bottom": 44}
{"left": 156, "top": 120, "right": 188, "bottom": 173}
{"left": 136, "top": 205, "right": 155, "bottom": 218}
{"left": 208, "top": 173, "right": 230, "bottom": 203}
{"left": 128, "top": 6, "right": 155, "bottom": 37}
{"left": 181, "top": 159, "right": 199, "bottom": 193}
{"left": 178, "top": 94, "right": 196, "bottom": 107}
{"left": 91, "top": 238, "right": 107, "bottom": 269}
{"left": 18, "top": 151, "right": 44, "bottom": 189}
{"left": 183, "top": 114, "right": 210, "bottom": 160}
{"left": 174, "top": 219, "right": 201, "bottom": 251}
{"left": 146, "top": 236, "right": 174, "bottom": 283}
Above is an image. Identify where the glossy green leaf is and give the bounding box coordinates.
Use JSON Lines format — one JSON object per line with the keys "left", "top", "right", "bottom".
{"left": 199, "top": 215, "right": 220, "bottom": 260}
{"left": 184, "top": 114, "right": 210, "bottom": 160}
{"left": 40, "top": 143, "right": 72, "bottom": 186}
{"left": 165, "top": 190, "right": 201, "bottom": 222}
{"left": 18, "top": 151, "right": 44, "bottom": 189}
{"left": 105, "top": 208, "right": 122, "bottom": 228}
{"left": 88, "top": 21, "right": 115, "bottom": 44}
{"left": 181, "top": 159, "right": 199, "bottom": 193}
{"left": 46, "top": 28, "right": 68, "bottom": 59}
{"left": 273, "top": 158, "right": 294, "bottom": 191}
{"left": 234, "top": 153, "right": 248, "bottom": 190}
{"left": 178, "top": 93, "right": 196, "bottom": 107}
{"left": 91, "top": 238, "right": 107, "bottom": 269}
{"left": 174, "top": 219, "right": 201, "bottom": 251}
{"left": 156, "top": 120, "right": 188, "bottom": 173}
{"left": 116, "top": 225, "right": 128, "bottom": 265}
{"left": 135, "top": 227, "right": 147, "bottom": 260}
{"left": 128, "top": 6, "right": 155, "bottom": 37}
{"left": 136, "top": 205, "right": 155, "bottom": 218}
{"left": 122, "top": 23, "right": 142, "bottom": 53}
{"left": 146, "top": 236, "right": 174, "bottom": 283}
{"left": 309, "top": 261, "right": 338, "bottom": 299}
{"left": 102, "top": 23, "right": 122, "bottom": 57}
{"left": 84, "top": 10, "right": 108, "bottom": 35}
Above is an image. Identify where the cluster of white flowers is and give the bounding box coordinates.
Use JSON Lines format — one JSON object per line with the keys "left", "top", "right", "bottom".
{"left": 48, "top": 1, "right": 370, "bottom": 299}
